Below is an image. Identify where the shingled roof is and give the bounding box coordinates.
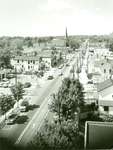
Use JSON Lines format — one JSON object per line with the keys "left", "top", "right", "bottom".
{"left": 97, "top": 79, "right": 113, "bottom": 92}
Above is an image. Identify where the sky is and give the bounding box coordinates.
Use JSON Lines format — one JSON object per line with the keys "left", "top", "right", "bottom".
{"left": 0, "top": 0, "right": 113, "bottom": 36}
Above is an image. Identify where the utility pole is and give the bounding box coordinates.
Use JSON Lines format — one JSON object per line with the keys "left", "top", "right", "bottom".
{"left": 72, "top": 65, "right": 75, "bottom": 79}
{"left": 76, "top": 56, "right": 79, "bottom": 80}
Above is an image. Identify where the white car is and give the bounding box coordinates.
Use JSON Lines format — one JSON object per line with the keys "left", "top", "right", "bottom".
{"left": 19, "top": 106, "right": 27, "bottom": 112}
{"left": 0, "top": 82, "right": 4, "bottom": 87}
{"left": 2, "top": 83, "right": 8, "bottom": 88}
{"left": 6, "top": 113, "right": 19, "bottom": 125}
{"left": 8, "top": 83, "right": 14, "bottom": 88}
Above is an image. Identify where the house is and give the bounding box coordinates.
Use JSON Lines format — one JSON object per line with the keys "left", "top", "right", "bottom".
{"left": 11, "top": 51, "right": 52, "bottom": 73}
{"left": 22, "top": 47, "right": 38, "bottom": 57}
{"left": 93, "top": 58, "right": 113, "bottom": 82}
{"left": 84, "top": 84, "right": 98, "bottom": 104}
{"left": 11, "top": 56, "right": 39, "bottom": 73}
{"left": 97, "top": 79, "right": 113, "bottom": 115}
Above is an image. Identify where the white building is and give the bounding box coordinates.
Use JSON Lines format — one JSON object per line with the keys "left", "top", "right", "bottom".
{"left": 11, "top": 56, "right": 39, "bottom": 73}
{"left": 97, "top": 79, "right": 113, "bottom": 115}
{"left": 11, "top": 50, "right": 52, "bottom": 73}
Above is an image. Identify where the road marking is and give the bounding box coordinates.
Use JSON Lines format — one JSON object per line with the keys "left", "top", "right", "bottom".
{"left": 15, "top": 95, "right": 51, "bottom": 145}
{"left": 15, "top": 58, "right": 77, "bottom": 145}
{"left": 32, "top": 123, "right": 35, "bottom": 129}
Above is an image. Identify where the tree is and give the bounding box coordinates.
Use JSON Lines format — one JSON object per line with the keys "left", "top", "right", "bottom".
{"left": 49, "top": 78, "right": 84, "bottom": 123}
{"left": 109, "top": 42, "right": 113, "bottom": 52}
{"left": 0, "top": 48, "right": 12, "bottom": 68}
{"left": 10, "top": 82, "right": 25, "bottom": 106}
{"left": 69, "top": 40, "right": 80, "bottom": 50}
{"left": 0, "top": 95, "right": 15, "bottom": 119}
{"left": 28, "top": 120, "right": 83, "bottom": 150}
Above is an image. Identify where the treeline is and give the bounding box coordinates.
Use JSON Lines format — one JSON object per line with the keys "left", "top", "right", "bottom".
{"left": 0, "top": 36, "right": 54, "bottom": 50}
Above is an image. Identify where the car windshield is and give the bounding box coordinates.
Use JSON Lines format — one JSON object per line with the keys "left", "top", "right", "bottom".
{"left": 8, "top": 114, "right": 17, "bottom": 119}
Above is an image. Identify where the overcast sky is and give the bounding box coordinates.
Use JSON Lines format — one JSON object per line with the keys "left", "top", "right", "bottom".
{"left": 0, "top": 0, "right": 113, "bottom": 36}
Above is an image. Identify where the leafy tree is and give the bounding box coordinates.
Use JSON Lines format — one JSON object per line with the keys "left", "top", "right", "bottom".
{"left": 109, "top": 42, "right": 113, "bottom": 52}
{"left": 51, "top": 50, "right": 63, "bottom": 67}
{"left": 0, "top": 48, "right": 12, "bottom": 68}
{"left": 49, "top": 78, "right": 84, "bottom": 123}
{"left": 10, "top": 82, "right": 25, "bottom": 106}
{"left": 69, "top": 40, "right": 80, "bottom": 50}
{"left": 0, "top": 95, "right": 15, "bottom": 119}
{"left": 28, "top": 120, "right": 83, "bottom": 150}
{"left": 51, "top": 51, "right": 57, "bottom": 67}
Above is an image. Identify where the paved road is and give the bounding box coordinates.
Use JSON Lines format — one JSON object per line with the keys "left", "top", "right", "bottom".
{"left": 0, "top": 52, "right": 78, "bottom": 147}
{"left": 15, "top": 55, "right": 78, "bottom": 146}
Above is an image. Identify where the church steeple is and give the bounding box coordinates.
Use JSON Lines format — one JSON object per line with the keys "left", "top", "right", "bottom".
{"left": 65, "top": 27, "right": 69, "bottom": 47}
{"left": 66, "top": 27, "right": 68, "bottom": 39}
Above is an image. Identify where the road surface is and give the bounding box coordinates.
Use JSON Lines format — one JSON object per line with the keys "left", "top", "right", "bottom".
{"left": 0, "top": 52, "right": 79, "bottom": 147}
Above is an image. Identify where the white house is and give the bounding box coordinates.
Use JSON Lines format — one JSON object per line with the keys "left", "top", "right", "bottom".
{"left": 11, "top": 50, "right": 52, "bottom": 73}
{"left": 11, "top": 56, "right": 39, "bottom": 73}
{"left": 97, "top": 79, "right": 113, "bottom": 115}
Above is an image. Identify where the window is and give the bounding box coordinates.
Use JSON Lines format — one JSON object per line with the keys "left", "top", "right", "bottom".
{"left": 17, "top": 60, "right": 19, "bottom": 63}
{"left": 22, "top": 65, "right": 24, "bottom": 68}
{"left": 28, "top": 60, "right": 30, "bottom": 64}
{"left": 104, "top": 106, "right": 109, "bottom": 112}
{"left": 31, "top": 60, "right": 32, "bottom": 63}
{"left": 22, "top": 60, "right": 23, "bottom": 63}
{"left": 104, "top": 69, "right": 106, "bottom": 73}
{"left": 28, "top": 66, "right": 30, "bottom": 69}
{"left": 33, "top": 60, "right": 35, "bottom": 64}
{"left": 109, "top": 69, "right": 112, "bottom": 73}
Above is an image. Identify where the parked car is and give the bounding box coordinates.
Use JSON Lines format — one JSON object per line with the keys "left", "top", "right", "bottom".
{"left": 2, "top": 83, "right": 8, "bottom": 88}
{"left": 87, "top": 80, "right": 93, "bottom": 84}
{"left": 6, "top": 74, "right": 16, "bottom": 79}
{"left": 6, "top": 113, "right": 19, "bottom": 125}
{"left": 24, "top": 82, "right": 31, "bottom": 88}
{"left": 66, "top": 63, "right": 69, "bottom": 66}
{"left": 8, "top": 83, "right": 14, "bottom": 88}
{"left": 59, "top": 72, "right": 63, "bottom": 76}
{"left": 58, "top": 65, "right": 64, "bottom": 69}
{"left": 19, "top": 106, "right": 27, "bottom": 112}
{"left": 47, "top": 75, "right": 54, "bottom": 80}
{"left": 0, "top": 82, "right": 4, "bottom": 87}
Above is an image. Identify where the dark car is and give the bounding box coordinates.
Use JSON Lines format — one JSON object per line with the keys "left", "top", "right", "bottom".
{"left": 6, "top": 74, "right": 16, "bottom": 79}
{"left": 24, "top": 82, "right": 31, "bottom": 88}
{"left": 87, "top": 81, "right": 93, "bottom": 84}
{"left": 47, "top": 75, "right": 54, "bottom": 80}
{"left": 6, "top": 113, "right": 19, "bottom": 125}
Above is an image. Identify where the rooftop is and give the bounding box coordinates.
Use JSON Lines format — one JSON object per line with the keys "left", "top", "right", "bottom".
{"left": 13, "top": 56, "right": 39, "bottom": 61}
{"left": 97, "top": 79, "right": 113, "bottom": 92}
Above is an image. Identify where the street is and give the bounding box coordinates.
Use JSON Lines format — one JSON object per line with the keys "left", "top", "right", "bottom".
{"left": 0, "top": 52, "right": 79, "bottom": 147}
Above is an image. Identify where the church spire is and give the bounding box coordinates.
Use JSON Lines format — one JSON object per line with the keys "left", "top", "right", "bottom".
{"left": 66, "top": 27, "right": 68, "bottom": 39}
{"left": 65, "top": 27, "right": 69, "bottom": 47}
